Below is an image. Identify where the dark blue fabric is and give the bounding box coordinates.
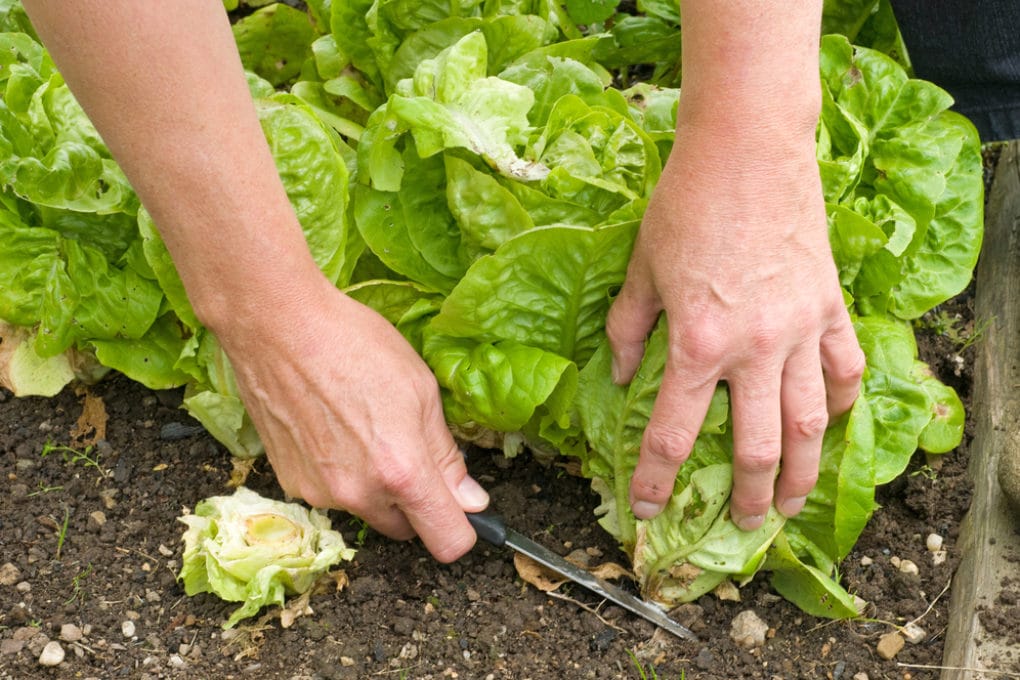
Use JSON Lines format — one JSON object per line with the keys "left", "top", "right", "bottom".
{"left": 890, "top": 0, "right": 1020, "bottom": 141}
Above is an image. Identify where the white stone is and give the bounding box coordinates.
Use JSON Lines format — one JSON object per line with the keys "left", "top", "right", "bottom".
{"left": 925, "top": 533, "right": 944, "bottom": 552}
{"left": 898, "top": 559, "right": 920, "bottom": 576}
{"left": 901, "top": 622, "right": 926, "bottom": 644}
{"left": 121, "top": 620, "right": 136, "bottom": 638}
{"left": 38, "top": 641, "right": 65, "bottom": 667}
{"left": 860, "top": 555, "right": 874, "bottom": 567}
{"left": 730, "top": 609, "right": 769, "bottom": 649}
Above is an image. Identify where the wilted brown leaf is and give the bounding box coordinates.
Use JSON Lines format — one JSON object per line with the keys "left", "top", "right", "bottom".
{"left": 514, "top": 553, "right": 568, "bottom": 592}
{"left": 71, "top": 389, "right": 108, "bottom": 447}
{"left": 229, "top": 457, "right": 257, "bottom": 487}
{"left": 513, "top": 551, "right": 634, "bottom": 594}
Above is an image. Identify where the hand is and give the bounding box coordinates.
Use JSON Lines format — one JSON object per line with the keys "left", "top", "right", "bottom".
{"left": 215, "top": 272, "right": 489, "bottom": 562}
{"left": 605, "top": 119, "right": 865, "bottom": 530}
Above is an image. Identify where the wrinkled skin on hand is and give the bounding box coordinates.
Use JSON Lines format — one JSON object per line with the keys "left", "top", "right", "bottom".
{"left": 606, "top": 119, "right": 865, "bottom": 530}
{"left": 215, "top": 274, "right": 490, "bottom": 563}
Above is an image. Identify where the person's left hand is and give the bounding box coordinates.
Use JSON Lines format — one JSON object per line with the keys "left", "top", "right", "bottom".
{"left": 605, "top": 117, "right": 865, "bottom": 530}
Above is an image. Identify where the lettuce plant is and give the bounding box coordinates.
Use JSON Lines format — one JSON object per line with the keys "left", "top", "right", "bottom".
{"left": 0, "top": 1, "right": 982, "bottom": 618}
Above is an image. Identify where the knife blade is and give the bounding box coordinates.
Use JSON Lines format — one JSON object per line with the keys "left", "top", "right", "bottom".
{"left": 467, "top": 511, "right": 698, "bottom": 642}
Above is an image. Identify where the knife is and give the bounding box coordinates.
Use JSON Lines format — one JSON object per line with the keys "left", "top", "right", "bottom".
{"left": 467, "top": 511, "right": 698, "bottom": 642}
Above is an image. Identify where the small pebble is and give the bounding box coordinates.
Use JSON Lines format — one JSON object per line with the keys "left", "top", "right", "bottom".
{"left": 16, "top": 581, "right": 31, "bottom": 593}
{"left": 877, "top": 632, "right": 905, "bottom": 660}
{"left": 890, "top": 555, "right": 901, "bottom": 568}
{"left": 860, "top": 555, "right": 873, "bottom": 567}
{"left": 898, "top": 559, "right": 919, "bottom": 576}
{"left": 730, "top": 610, "right": 769, "bottom": 649}
{"left": 0, "top": 562, "right": 21, "bottom": 586}
{"left": 901, "top": 622, "right": 926, "bottom": 644}
{"left": 59, "top": 624, "right": 83, "bottom": 642}
{"left": 167, "top": 654, "right": 186, "bottom": 669}
{"left": 853, "top": 674, "right": 870, "bottom": 680}
{"left": 38, "top": 640, "right": 65, "bottom": 667}
{"left": 26, "top": 633, "right": 50, "bottom": 657}
{"left": 159, "top": 421, "right": 206, "bottom": 440}
{"left": 932, "top": 550, "right": 948, "bottom": 566}
{"left": 1, "top": 639, "right": 25, "bottom": 655}
{"left": 121, "top": 620, "right": 136, "bottom": 638}
{"left": 87, "top": 511, "right": 107, "bottom": 532}
{"left": 926, "top": 533, "right": 944, "bottom": 552}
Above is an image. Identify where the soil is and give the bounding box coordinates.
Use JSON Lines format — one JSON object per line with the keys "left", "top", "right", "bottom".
{"left": 0, "top": 155, "right": 1013, "bottom": 680}
{"left": 0, "top": 297, "right": 992, "bottom": 680}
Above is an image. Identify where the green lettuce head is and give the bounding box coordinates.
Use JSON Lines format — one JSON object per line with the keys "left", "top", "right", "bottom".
{"left": 178, "top": 487, "right": 356, "bottom": 628}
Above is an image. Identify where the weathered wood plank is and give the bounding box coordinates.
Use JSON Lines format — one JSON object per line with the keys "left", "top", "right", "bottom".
{"left": 942, "top": 140, "right": 1020, "bottom": 680}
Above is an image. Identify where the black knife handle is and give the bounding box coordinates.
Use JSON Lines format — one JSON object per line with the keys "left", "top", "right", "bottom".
{"left": 466, "top": 511, "right": 507, "bottom": 547}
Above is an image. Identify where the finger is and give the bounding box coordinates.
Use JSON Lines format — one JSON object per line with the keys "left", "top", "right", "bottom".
{"left": 356, "top": 503, "right": 417, "bottom": 543}
{"left": 398, "top": 425, "right": 481, "bottom": 563}
{"left": 820, "top": 314, "right": 865, "bottom": 418}
{"left": 606, "top": 259, "right": 661, "bottom": 385}
{"left": 728, "top": 369, "right": 783, "bottom": 531}
{"left": 629, "top": 358, "right": 718, "bottom": 519}
{"left": 774, "top": 346, "right": 828, "bottom": 518}
{"left": 402, "top": 480, "right": 478, "bottom": 564}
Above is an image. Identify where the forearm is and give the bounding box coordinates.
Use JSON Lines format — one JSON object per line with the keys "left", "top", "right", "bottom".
{"left": 22, "top": 0, "right": 322, "bottom": 334}
{"left": 678, "top": 1, "right": 823, "bottom": 143}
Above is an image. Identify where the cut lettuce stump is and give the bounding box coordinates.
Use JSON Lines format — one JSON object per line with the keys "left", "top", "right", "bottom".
{"left": 177, "top": 487, "right": 356, "bottom": 628}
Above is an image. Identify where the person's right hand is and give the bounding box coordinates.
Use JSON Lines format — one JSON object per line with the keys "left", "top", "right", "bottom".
{"left": 213, "top": 270, "right": 490, "bottom": 563}
{"left": 19, "top": 0, "right": 490, "bottom": 563}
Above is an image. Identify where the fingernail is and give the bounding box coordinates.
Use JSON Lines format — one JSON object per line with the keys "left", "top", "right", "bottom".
{"left": 611, "top": 357, "right": 623, "bottom": 384}
{"left": 456, "top": 476, "right": 490, "bottom": 510}
{"left": 631, "top": 500, "right": 663, "bottom": 519}
{"left": 734, "top": 514, "right": 765, "bottom": 531}
{"left": 778, "top": 495, "right": 807, "bottom": 518}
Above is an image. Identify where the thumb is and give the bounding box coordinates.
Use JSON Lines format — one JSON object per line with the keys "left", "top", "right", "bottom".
{"left": 434, "top": 439, "right": 490, "bottom": 513}
{"left": 606, "top": 270, "right": 661, "bottom": 385}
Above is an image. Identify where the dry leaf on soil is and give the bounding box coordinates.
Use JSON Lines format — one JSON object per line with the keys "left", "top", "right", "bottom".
{"left": 71, "top": 389, "right": 108, "bottom": 447}
{"left": 513, "top": 551, "right": 633, "bottom": 593}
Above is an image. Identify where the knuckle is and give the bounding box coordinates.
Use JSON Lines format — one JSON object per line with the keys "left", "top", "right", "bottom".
{"left": 676, "top": 326, "right": 726, "bottom": 366}
{"left": 790, "top": 407, "right": 829, "bottom": 441}
{"left": 630, "top": 473, "right": 676, "bottom": 501}
{"left": 731, "top": 496, "right": 773, "bottom": 519}
{"left": 642, "top": 423, "right": 697, "bottom": 464}
{"left": 748, "top": 323, "right": 784, "bottom": 355}
{"left": 373, "top": 455, "right": 422, "bottom": 498}
{"left": 606, "top": 301, "right": 654, "bottom": 355}
{"left": 833, "top": 348, "right": 867, "bottom": 385}
{"left": 407, "top": 368, "right": 442, "bottom": 400}
{"left": 782, "top": 470, "right": 820, "bottom": 496}
{"left": 734, "top": 446, "right": 781, "bottom": 475}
